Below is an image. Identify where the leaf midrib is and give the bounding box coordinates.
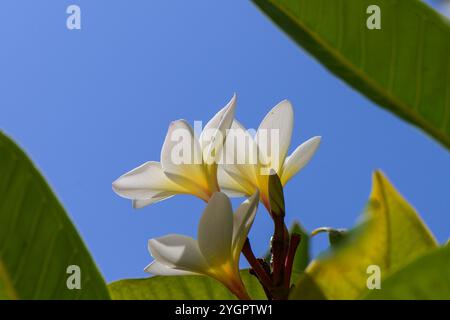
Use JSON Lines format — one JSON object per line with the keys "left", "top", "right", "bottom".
{"left": 374, "top": 172, "right": 392, "bottom": 271}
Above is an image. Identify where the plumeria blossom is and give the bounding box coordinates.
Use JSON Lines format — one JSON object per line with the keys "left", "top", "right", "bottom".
{"left": 218, "top": 100, "right": 321, "bottom": 211}
{"left": 112, "top": 95, "right": 236, "bottom": 208}
{"left": 145, "top": 191, "right": 259, "bottom": 300}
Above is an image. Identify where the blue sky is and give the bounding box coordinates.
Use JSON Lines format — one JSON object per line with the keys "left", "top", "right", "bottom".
{"left": 0, "top": 1, "right": 449, "bottom": 282}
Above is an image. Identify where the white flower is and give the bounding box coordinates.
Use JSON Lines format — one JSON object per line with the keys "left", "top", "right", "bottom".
{"left": 218, "top": 100, "right": 321, "bottom": 210}
{"left": 112, "top": 95, "right": 236, "bottom": 208}
{"left": 145, "top": 191, "right": 259, "bottom": 299}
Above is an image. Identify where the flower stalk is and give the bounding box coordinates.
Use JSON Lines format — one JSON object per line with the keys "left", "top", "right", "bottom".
{"left": 242, "top": 239, "right": 272, "bottom": 290}
{"left": 271, "top": 215, "right": 288, "bottom": 287}
{"left": 284, "top": 233, "right": 301, "bottom": 288}
{"left": 241, "top": 172, "right": 304, "bottom": 300}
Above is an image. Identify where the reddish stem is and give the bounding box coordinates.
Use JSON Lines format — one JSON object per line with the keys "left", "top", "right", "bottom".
{"left": 284, "top": 233, "right": 301, "bottom": 288}
{"left": 271, "top": 215, "right": 287, "bottom": 286}
{"left": 242, "top": 239, "right": 272, "bottom": 290}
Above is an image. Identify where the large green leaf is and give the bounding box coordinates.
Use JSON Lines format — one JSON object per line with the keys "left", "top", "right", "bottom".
{"left": 364, "top": 245, "right": 450, "bottom": 300}
{"left": 290, "top": 171, "right": 438, "bottom": 300}
{"left": 109, "top": 270, "right": 266, "bottom": 300}
{"left": 253, "top": 0, "right": 450, "bottom": 149}
{"left": 0, "top": 132, "right": 110, "bottom": 299}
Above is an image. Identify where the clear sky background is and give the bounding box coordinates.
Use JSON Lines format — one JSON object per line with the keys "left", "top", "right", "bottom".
{"left": 1, "top": 1, "right": 449, "bottom": 282}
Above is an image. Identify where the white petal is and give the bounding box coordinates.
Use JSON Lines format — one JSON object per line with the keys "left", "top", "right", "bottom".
{"left": 217, "top": 166, "right": 250, "bottom": 197}
{"left": 144, "top": 261, "right": 198, "bottom": 276}
{"left": 200, "top": 94, "right": 236, "bottom": 165}
{"left": 160, "top": 120, "right": 210, "bottom": 196}
{"left": 220, "top": 120, "right": 261, "bottom": 185}
{"left": 197, "top": 192, "right": 233, "bottom": 268}
{"left": 112, "top": 161, "right": 185, "bottom": 200}
{"left": 132, "top": 193, "right": 175, "bottom": 209}
{"left": 280, "top": 136, "right": 321, "bottom": 185}
{"left": 200, "top": 94, "right": 236, "bottom": 147}
{"left": 232, "top": 191, "right": 259, "bottom": 259}
{"left": 255, "top": 100, "right": 294, "bottom": 173}
{"left": 148, "top": 235, "right": 208, "bottom": 273}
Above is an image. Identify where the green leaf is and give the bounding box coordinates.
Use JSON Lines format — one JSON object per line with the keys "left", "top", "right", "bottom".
{"left": 252, "top": 0, "right": 450, "bottom": 149}
{"left": 328, "top": 229, "right": 347, "bottom": 246}
{"left": 311, "top": 227, "right": 348, "bottom": 247}
{"left": 364, "top": 245, "right": 450, "bottom": 299}
{"left": 0, "top": 132, "right": 110, "bottom": 300}
{"left": 289, "top": 273, "right": 327, "bottom": 300}
{"left": 108, "top": 270, "right": 266, "bottom": 300}
{"left": 291, "top": 171, "right": 438, "bottom": 300}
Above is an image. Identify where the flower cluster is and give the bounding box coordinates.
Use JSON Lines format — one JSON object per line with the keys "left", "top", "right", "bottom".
{"left": 113, "top": 94, "right": 321, "bottom": 299}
